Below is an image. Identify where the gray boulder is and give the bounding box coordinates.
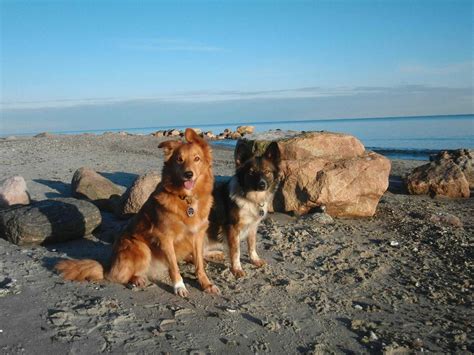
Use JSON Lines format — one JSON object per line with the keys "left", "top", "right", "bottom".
{"left": 0, "top": 198, "right": 101, "bottom": 245}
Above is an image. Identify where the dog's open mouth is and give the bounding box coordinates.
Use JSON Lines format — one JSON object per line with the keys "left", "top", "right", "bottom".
{"left": 184, "top": 180, "right": 195, "bottom": 190}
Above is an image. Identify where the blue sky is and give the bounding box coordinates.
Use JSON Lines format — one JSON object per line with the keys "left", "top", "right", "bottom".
{"left": 1, "top": 0, "right": 473, "bottom": 134}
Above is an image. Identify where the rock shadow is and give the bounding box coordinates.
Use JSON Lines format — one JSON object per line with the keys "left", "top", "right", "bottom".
{"left": 33, "top": 179, "right": 71, "bottom": 198}
{"left": 388, "top": 175, "right": 407, "bottom": 194}
{"left": 99, "top": 171, "right": 139, "bottom": 188}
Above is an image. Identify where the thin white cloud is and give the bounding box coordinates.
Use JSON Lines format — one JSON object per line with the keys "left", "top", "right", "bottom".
{"left": 1, "top": 85, "right": 472, "bottom": 111}
{"left": 119, "top": 38, "right": 224, "bottom": 52}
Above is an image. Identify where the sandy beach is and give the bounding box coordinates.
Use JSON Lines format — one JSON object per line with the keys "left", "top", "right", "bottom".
{"left": 0, "top": 133, "right": 472, "bottom": 353}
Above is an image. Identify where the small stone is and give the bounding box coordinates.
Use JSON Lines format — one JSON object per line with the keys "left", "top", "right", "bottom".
{"left": 429, "top": 213, "right": 463, "bottom": 228}
{"left": 390, "top": 241, "right": 399, "bottom": 247}
{"left": 369, "top": 331, "right": 379, "bottom": 341}
{"left": 412, "top": 338, "right": 423, "bottom": 349}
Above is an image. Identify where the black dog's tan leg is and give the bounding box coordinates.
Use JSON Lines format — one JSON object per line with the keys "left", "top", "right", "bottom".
{"left": 228, "top": 225, "right": 245, "bottom": 278}
{"left": 247, "top": 226, "right": 266, "bottom": 267}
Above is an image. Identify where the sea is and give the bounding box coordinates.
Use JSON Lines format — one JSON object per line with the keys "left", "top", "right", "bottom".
{"left": 5, "top": 114, "right": 474, "bottom": 161}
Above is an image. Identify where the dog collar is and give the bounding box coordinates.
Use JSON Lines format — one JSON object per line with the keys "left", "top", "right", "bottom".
{"left": 180, "top": 195, "right": 196, "bottom": 217}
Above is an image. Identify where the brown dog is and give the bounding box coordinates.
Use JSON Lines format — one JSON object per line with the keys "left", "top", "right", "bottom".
{"left": 206, "top": 142, "right": 280, "bottom": 277}
{"left": 56, "top": 128, "right": 219, "bottom": 297}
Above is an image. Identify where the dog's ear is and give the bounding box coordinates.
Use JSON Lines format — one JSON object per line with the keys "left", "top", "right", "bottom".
{"left": 235, "top": 141, "right": 253, "bottom": 168}
{"left": 263, "top": 142, "right": 281, "bottom": 167}
{"left": 184, "top": 128, "right": 200, "bottom": 143}
{"left": 158, "top": 140, "right": 182, "bottom": 161}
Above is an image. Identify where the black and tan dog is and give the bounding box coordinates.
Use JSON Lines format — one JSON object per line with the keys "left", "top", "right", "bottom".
{"left": 206, "top": 141, "right": 280, "bottom": 277}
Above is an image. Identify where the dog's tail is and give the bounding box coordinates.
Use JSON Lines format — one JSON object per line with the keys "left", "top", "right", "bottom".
{"left": 55, "top": 259, "right": 104, "bottom": 282}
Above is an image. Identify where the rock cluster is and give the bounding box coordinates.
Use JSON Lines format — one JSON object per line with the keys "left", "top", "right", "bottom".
{"left": 151, "top": 125, "right": 255, "bottom": 140}
{"left": 406, "top": 149, "right": 473, "bottom": 198}
{"left": 237, "top": 131, "right": 391, "bottom": 217}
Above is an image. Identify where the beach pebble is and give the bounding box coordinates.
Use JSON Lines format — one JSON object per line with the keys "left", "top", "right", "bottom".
{"left": 304, "top": 212, "right": 334, "bottom": 225}
{"left": 429, "top": 212, "right": 463, "bottom": 228}
{"left": 369, "top": 331, "right": 379, "bottom": 341}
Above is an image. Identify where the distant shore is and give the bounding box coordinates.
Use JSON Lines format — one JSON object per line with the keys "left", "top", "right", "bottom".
{"left": 2, "top": 126, "right": 464, "bottom": 161}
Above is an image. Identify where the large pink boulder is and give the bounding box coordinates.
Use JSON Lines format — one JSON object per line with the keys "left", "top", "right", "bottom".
{"left": 237, "top": 131, "right": 391, "bottom": 217}
{"left": 0, "top": 176, "right": 30, "bottom": 208}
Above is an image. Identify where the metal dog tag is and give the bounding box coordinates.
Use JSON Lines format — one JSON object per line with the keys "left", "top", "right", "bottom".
{"left": 187, "top": 206, "right": 195, "bottom": 217}
{"left": 259, "top": 209, "right": 265, "bottom": 217}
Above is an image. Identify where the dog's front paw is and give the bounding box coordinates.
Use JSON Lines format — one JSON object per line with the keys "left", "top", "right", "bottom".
{"left": 173, "top": 280, "right": 189, "bottom": 298}
{"left": 128, "top": 275, "right": 147, "bottom": 288}
{"left": 251, "top": 258, "right": 267, "bottom": 268}
{"left": 231, "top": 267, "right": 246, "bottom": 278}
{"left": 203, "top": 284, "right": 221, "bottom": 295}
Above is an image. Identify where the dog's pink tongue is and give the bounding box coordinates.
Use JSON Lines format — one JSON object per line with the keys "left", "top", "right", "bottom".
{"left": 184, "top": 180, "right": 195, "bottom": 190}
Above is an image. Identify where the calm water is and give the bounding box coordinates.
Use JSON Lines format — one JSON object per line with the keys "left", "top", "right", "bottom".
{"left": 8, "top": 114, "right": 474, "bottom": 160}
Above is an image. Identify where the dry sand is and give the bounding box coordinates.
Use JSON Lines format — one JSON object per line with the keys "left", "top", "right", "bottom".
{"left": 0, "top": 133, "right": 472, "bottom": 353}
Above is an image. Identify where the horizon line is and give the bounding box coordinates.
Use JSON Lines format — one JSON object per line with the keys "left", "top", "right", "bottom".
{"left": 2, "top": 113, "right": 472, "bottom": 137}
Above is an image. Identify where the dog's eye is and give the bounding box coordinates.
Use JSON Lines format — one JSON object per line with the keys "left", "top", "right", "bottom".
{"left": 194, "top": 156, "right": 200, "bottom": 162}
{"left": 177, "top": 156, "right": 184, "bottom": 163}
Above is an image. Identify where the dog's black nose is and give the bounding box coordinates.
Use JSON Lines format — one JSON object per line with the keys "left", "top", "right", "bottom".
{"left": 184, "top": 171, "right": 194, "bottom": 179}
{"left": 257, "top": 179, "right": 267, "bottom": 190}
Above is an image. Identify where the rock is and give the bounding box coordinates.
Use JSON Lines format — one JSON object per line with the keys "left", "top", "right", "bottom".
{"left": 303, "top": 212, "right": 334, "bottom": 224}
{"left": 119, "top": 172, "right": 161, "bottom": 217}
{"left": 0, "top": 198, "right": 101, "bottom": 245}
{"left": 430, "top": 149, "right": 474, "bottom": 189}
{"left": 247, "top": 131, "right": 365, "bottom": 160}
{"left": 230, "top": 132, "right": 242, "bottom": 140}
{"left": 5, "top": 136, "right": 17, "bottom": 140}
{"left": 34, "top": 132, "right": 54, "bottom": 138}
{"left": 71, "top": 167, "right": 123, "bottom": 211}
{"left": 236, "top": 125, "right": 255, "bottom": 135}
{"left": 369, "top": 331, "right": 378, "bottom": 341}
{"left": 204, "top": 131, "right": 216, "bottom": 139}
{"left": 238, "top": 132, "right": 390, "bottom": 217}
{"left": 429, "top": 212, "right": 463, "bottom": 228}
{"left": 152, "top": 130, "right": 166, "bottom": 137}
{"left": 0, "top": 176, "right": 30, "bottom": 208}
{"left": 406, "top": 160, "right": 470, "bottom": 198}
{"left": 190, "top": 128, "right": 202, "bottom": 135}
{"left": 167, "top": 129, "right": 181, "bottom": 137}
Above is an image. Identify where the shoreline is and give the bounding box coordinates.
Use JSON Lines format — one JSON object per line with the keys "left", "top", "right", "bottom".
{"left": 2, "top": 129, "right": 466, "bottom": 161}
